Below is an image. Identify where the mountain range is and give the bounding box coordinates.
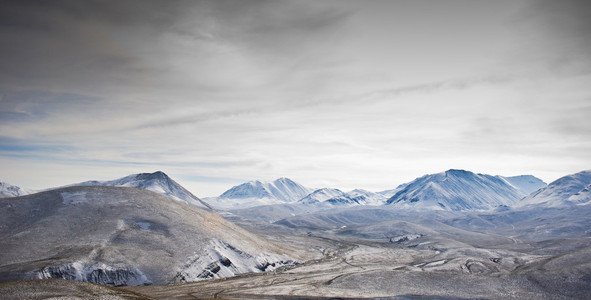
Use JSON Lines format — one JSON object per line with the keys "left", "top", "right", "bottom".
{"left": 2, "top": 168, "right": 590, "bottom": 293}
{"left": 209, "top": 169, "right": 547, "bottom": 212}
{"left": 385, "top": 169, "right": 547, "bottom": 211}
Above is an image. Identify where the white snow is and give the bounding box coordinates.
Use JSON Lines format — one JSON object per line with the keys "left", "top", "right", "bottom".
{"left": 424, "top": 260, "right": 446, "bottom": 267}
{"left": 386, "top": 169, "right": 527, "bottom": 211}
{"left": 298, "top": 188, "right": 345, "bottom": 205}
{"left": 176, "top": 239, "right": 295, "bottom": 282}
{"left": 497, "top": 175, "right": 547, "bottom": 196}
{"left": 72, "top": 171, "right": 211, "bottom": 209}
{"left": 208, "top": 178, "right": 312, "bottom": 210}
{"left": 0, "top": 181, "right": 31, "bottom": 198}
{"left": 61, "top": 191, "right": 88, "bottom": 205}
{"left": 34, "top": 261, "right": 151, "bottom": 286}
{"left": 518, "top": 170, "right": 591, "bottom": 207}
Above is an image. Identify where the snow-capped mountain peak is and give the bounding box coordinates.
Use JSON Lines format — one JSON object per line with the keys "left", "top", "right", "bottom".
{"left": 208, "top": 178, "right": 313, "bottom": 210}
{"left": 74, "top": 171, "right": 211, "bottom": 209}
{"left": 297, "top": 188, "right": 345, "bottom": 205}
{"left": 518, "top": 170, "right": 591, "bottom": 207}
{"left": 220, "top": 178, "right": 311, "bottom": 202}
{"left": 386, "top": 169, "right": 526, "bottom": 211}
{"left": 0, "top": 181, "right": 31, "bottom": 198}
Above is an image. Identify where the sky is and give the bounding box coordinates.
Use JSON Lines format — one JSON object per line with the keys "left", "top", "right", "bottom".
{"left": 1, "top": 0, "right": 590, "bottom": 197}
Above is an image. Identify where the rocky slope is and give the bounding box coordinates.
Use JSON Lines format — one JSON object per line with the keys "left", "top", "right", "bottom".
{"left": 0, "top": 186, "right": 306, "bottom": 286}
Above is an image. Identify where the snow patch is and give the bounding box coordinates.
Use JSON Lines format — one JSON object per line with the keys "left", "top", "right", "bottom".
{"left": 390, "top": 234, "right": 423, "bottom": 243}
{"left": 61, "top": 191, "right": 88, "bottom": 205}
{"left": 136, "top": 221, "right": 151, "bottom": 231}
{"left": 33, "top": 262, "right": 151, "bottom": 286}
{"left": 175, "top": 239, "right": 295, "bottom": 283}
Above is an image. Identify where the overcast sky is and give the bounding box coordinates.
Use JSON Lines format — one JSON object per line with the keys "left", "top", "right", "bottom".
{"left": 1, "top": 0, "right": 590, "bottom": 196}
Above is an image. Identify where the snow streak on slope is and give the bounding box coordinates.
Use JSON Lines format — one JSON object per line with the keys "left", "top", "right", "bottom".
{"left": 0, "top": 181, "right": 30, "bottom": 198}
{"left": 386, "top": 169, "right": 524, "bottom": 211}
{"left": 209, "top": 178, "right": 312, "bottom": 209}
{"left": 74, "top": 171, "right": 211, "bottom": 209}
{"left": 340, "top": 189, "right": 388, "bottom": 206}
{"left": 175, "top": 239, "right": 294, "bottom": 282}
{"left": 519, "top": 170, "right": 591, "bottom": 207}
{"left": 498, "top": 175, "right": 546, "bottom": 196}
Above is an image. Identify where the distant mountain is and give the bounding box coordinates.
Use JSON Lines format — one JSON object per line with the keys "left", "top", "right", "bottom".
{"left": 74, "top": 171, "right": 211, "bottom": 209}
{"left": 518, "top": 170, "right": 591, "bottom": 207}
{"left": 386, "top": 169, "right": 525, "bottom": 211}
{"left": 209, "top": 178, "right": 312, "bottom": 210}
{"left": 343, "top": 189, "right": 388, "bottom": 205}
{"left": 498, "top": 175, "right": 546, "bottom": 196}
{"left": 0, "top": 181, "right": 30, "bottom": 198}
{"left": 0, "top": 186, "right": 302, "bottom": 286}
{"left": 320, "top": 189, "right": 387, "bottom": 206}
{"left": 297, "top": 188, "right": 345, "bottom": 205}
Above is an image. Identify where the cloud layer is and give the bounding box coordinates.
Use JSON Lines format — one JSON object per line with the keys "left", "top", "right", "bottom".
{"left": 1, "top": 0, "right": 590, "bottom": 196}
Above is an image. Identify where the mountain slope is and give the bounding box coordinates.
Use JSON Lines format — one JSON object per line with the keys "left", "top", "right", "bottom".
{"left": 498, "top": 175, "right": 546, "bottom": 196}
{"left": 0, "top": 186, "right": 305, "bottom": 286}
{"left": 340, "top": 189, "right": 387, "bottom": 206}
{"left": 74, "top": 171, "right": 211, "bottom": 209}
{"left": 297, "top": 188, "right": 345, "bottom": 205}
{"left": 209, "top": 178, "right": 312, "bottom": 209}
{"left": 518, "top": 170, "right": 591, "bottom": 207}
{"left": 0, "top": 181, "right": 30, "bottom": 198}
{"left": 386, "top": 169, "right": 525, "bottom": 211}
{"left": 307, "top": 189, "right": 388, "bottom": 207}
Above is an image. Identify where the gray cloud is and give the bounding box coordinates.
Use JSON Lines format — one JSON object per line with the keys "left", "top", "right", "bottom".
{"left": 512, "top": 0, "right": 591, "bottom": 75}
{"left": 0, "top": 90, "right": 100, "bottom": 122}
{"left": 1, "top": 1, "right": 590, "bottom": 196}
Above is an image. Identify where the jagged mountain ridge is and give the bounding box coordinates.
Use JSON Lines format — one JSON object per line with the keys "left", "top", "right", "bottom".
{"left": 301, "top": 189, "right": 388, "bottom": 207}
{"left": 220, "top": 177, "right": 311, "bottom": 201}
{"left": 73, "top": 171, "right": 211, "bottom": 209}
{"left": 207, "top": 178, "right": 313, "bottom": 210}
{"left": 518, "top": 170, "right": 591, "bottom": 207}
{"left": 0, "top": 181, "right": 30, "bottom": 198}
{"left": 297, "top": 188, "right": 345, "bottom": 205}
{"left": 0, "top": 186, "right": 305, "bottom": 286}
{"left": 386, "top": 169, "right": 532, "bottom": 211}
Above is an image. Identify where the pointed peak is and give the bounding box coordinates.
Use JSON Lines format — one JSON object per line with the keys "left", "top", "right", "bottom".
{"left": 273, "top": 177, "right": 298, "bottom": 185}
{"left": 445, "top": 169, "right": 471, "bottom": 174}
{"left": 442, "top": 169, "right": 477, "bottom": 179}
{"left": 273, "top": 177, "right": 295, "bottom": 184}
{"left": 135, "top": 171, "right": 170, "bottom": 181}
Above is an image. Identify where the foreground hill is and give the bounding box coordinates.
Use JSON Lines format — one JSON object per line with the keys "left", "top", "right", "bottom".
{"left": 0, "top": 279, "right": 150, "bottom": 299}
{"left": 73, "top": 171, "right": 212, "bottom": 209}
{"left": 386, "top": 169, "right": 536, "bottom": 211}
{"left": 0, "top": 186, "right": 305, "bottom": 286}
